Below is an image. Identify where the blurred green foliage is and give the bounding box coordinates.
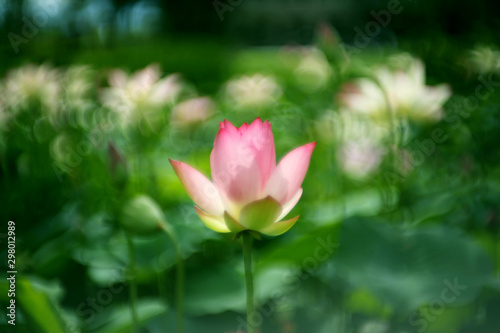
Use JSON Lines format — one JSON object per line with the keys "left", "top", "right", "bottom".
{"left": 1, "top": 1, "right": 500, "bottom": 333}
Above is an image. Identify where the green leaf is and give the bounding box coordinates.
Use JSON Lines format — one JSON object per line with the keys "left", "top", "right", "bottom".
{"left": 92, "top": 299, "right": 168, "bottom": 333}
{"left": 183, "top": 263, "right": 245, "bottom": 315}
{"left": 326, "top": 217, "right": 494, "bottom": 316}
{"left": 306, "top": 189, "right": 388, "bottom": 226}
{"left": 17, "top": 277, "right": 68, "bottom": 332}
{"left": 257, "top": 224, "right": 340, "bottom": 268}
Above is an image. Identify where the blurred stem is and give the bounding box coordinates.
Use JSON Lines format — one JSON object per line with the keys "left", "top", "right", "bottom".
{"left": 161, "top": 222, "right": 184, "bottom": 333}
{"left": 148, "top": 157, "right": 159, "bottom": 198}
{"left": 1, "top": 153, "right": 8, "bottom": 186}
{"left": 387, "top": 105, "right": 398, "bottom": 170}
{"left": 496, "top": 235, "right": 500, "bottom": 277}
{"left": 156, "top": 237, "right": 167, "bottom": 302}
{"left": 242, "top": 231, "right": 256, "bottom": 333}
{"left": 126, "top": 234, "right": 139, "bottom": 332}
{"left": 136, "top": 153, "right": 146, "bottom": 192}
{"left": 338, "top": 119, "right": 346, "bottom": 219}
{"left": 380, "top": 85, "right": 399, "bottom": 214}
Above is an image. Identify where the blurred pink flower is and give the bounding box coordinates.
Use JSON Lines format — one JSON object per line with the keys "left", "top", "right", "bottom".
{"left": 170, "top": 118, "right": 315, "bottom": 236}
{"left": 338, "top": 140, "right": 385, "bottom": 179}
{"left": 171, "top": 97, "right": 214, "bottom": 125}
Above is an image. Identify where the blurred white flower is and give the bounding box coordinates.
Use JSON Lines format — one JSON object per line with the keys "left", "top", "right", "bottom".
{"left": 100, "top": 64, "right": 181, "bottom": 124}
{"left": 339, "top": 56, "right": 451, "bottom": 122}
{"left": 48, "top": 65, "right": 96, "bottom": 129}
{"left": 2, "top": 64, "right": 61, "bottom": 113}
{"left": 294, "top": 48, "right": 331, "bottom": 91}
{"left": 340, "top": 109, "right": 389, "bottom": 143}
{"left": 317, "top": 109, "right": 389, "bottom": 143}
{"left": 338, "top": 79, "right": 387, "bottom": 119}
{"left": 338, "top": 139, "right": 385, "bottom": 179}
{"left": 467, "top": 46, "right": 500, "bottom": 74}
{"left": 224, "top": 74, "right": 282, "bottom": 108}
{"left": 63, "top": 65, "right": 95, "bottom": 108}
{"left": 317, "top": 110, "right": 388, "bottom": 179}
{"left": 171, "top": 97, "right": 214, "bottom": 125}
{"left": 338, "top": 111, "right": 387, "bottom": 179}
{"left": 377, "top": 59, "right": 451, "bottom": 121}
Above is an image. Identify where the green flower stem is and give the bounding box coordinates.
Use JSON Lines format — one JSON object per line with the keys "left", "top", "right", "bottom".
{"left": 156, "top": 238, "right": 168, "bottom": 302}
{"left": 380, "top": 85, "right": 399, "bottom": 214}
{"left": 161, "top": 223, "right": 184, "bottom": 333}
{"left": 1, "top": 154, "right": 8, "bottom": 186}
{"left": 495, "top": 235, "right": 500, "bottom": 277}
{"left": 242, "top": 231, "right": 256, "bottom": 333}
{"left": 125, "top": 234, "right": 139, "bottom": 332}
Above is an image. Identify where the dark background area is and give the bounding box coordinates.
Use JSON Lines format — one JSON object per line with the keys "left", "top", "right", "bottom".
{"left": 1, "top": 0, "right": 499, "bottom": 91}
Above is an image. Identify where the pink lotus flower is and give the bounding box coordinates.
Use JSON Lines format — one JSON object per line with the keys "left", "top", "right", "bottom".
{"left": 169, "top": 118, "right": 315, "bottom": 236}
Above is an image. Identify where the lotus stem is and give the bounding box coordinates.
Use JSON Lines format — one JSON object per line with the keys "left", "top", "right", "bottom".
{"left": 242, "top": 231, "right": 256, "bottom": 333}
{"left": 161, "top": 222, "right": 184, "bottom": 333}
{"left": 125, "top": 233, "right": 139, "bottom": 332}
